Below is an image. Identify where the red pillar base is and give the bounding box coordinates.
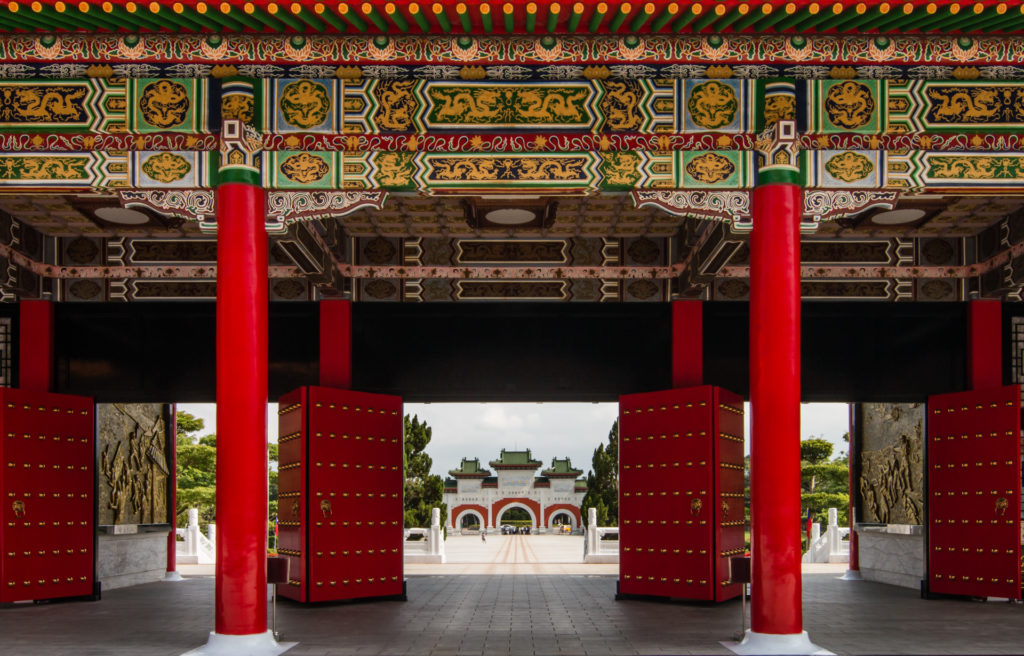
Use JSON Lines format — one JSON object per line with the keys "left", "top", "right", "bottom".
{"left": 182, "top": 631, "right": 294, "bottom": 656}
{"left": 728, "top": 630, "right": 829, "bottom": 655}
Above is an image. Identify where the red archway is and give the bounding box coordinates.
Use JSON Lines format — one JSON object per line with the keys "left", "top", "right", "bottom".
{"left": 450, "top": 503, "right": 489, "bottom": 529}
{"left": 543, "top": 504, "right": 582, "bottom": 529}
{"left": 491, "top": 498, "right": 541, "bottom": 527}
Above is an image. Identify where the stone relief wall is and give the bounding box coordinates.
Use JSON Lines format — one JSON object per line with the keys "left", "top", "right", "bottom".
{"left": 97, "top": 403, "right": 171, "bottom": 526}
{"left": 858, "top": 403, "right": 924, "bottom": 525}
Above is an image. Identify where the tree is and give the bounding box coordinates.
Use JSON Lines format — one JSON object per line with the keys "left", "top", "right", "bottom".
{"left": 403, "top": 415, "right": 446, "bottom": 530}
{"left": 176, "top": 412, "right": 216, "bottom": 531}
{"left": 582, "top": 419, "right": 618, "bottom": 527}
{"left": 174, "top": 411, "right": 279, "bottom": 541}
{"left": 800, "top": 437, "right": 849, "bottom": 529}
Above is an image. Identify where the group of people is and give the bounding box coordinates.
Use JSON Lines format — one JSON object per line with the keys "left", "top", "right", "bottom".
{"left": 501, "top": 525, "right": 531, "bottom": 535}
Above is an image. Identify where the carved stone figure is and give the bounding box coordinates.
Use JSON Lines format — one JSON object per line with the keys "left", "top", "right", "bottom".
{"left": 858, "top": 403, "right": 924, "bottom": 525}
{"left": 97, "top": 403, "right": 171, "bottom": 526}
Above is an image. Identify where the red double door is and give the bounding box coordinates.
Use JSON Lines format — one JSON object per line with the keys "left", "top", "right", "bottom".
{"left": 0, "top": 388, "right": 95, "bottom": 602}
{"left": 276, "top": 386, "right": 404, "bottom": 603}
{"left": 618, "top": 385, "right": 745, "bottom": 602}
{"left": 927, "top": 385, "right": 1021, "bottom": 600}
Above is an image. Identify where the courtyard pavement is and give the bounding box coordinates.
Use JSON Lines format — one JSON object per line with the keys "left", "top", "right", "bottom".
{"left": 0, "top": 534, "right": 1021, "bottom": 655}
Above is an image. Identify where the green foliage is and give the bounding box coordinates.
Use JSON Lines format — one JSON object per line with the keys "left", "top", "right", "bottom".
{"left": 199, "top": 434, "right": 217, "bottom": 447}
{"left": 800, "top": 437, "right": 850, "bottom": 535}
{"left": 800, "top": 438, "right": 834, "bottom": 465}
{"left": 403, "top": 415, "right": 447, "bottom": 530}
{"left": 582, "top": 419, "right": 618, "bottom": 527}
{"left": 176, "top": 411, "right": 205, "bottom": 445}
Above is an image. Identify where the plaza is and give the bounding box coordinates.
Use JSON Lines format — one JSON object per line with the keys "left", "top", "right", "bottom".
{"left": 1, "top": 1, "right": 1024, "bottom": 654}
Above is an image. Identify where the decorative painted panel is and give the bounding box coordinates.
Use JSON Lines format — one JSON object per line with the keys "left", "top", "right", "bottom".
{"left": 0, "top": 79, "right": 124, "bottom": 132}
{"left": 927, "top": 386, "right": 1021, "bottom": 600}
{"left": 126, "top": 79, "right": 210, "bottom": 134}
{"left": 0, "top": 389, "right": 95, "bottom": 603}
{"left": 618, "top": 385, "right": 744, "bottom": 602}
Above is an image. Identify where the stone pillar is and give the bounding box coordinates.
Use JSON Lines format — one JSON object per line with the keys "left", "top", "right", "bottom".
{"left": 736, "top": 96, "right": 822, "bottom": 654}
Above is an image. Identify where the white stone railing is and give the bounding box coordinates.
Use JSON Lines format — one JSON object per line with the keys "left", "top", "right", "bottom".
{"left": 802, "top": 507, "right": 850, "bottom": 564}
{"left": 176, "top": 508, "right": 216, "bottom": 565}
{"left": 583, "top": 507, "right": 619, "bottom": 563}
{"left": 404, "top": 507, "right": 446, "bottom": 564}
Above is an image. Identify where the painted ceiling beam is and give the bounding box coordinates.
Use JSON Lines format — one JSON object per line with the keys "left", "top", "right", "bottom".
{"left": 2, "top": 1, "right": 1023, "bottom": 34}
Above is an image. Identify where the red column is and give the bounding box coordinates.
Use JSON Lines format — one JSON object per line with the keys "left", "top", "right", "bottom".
{"left": 967, "top": 299, "right": 1001, "bottom": 389}
{"left": 671, "top": 300, "right": 702, "bottom": 388}
{"left": 320, "top": 299, "right": 352, "bottom": 389}
{"left": 749, "top": 183, "right": 803, "bottom": 635}
{"left": 19, "top": 299, "right": 54, "bottom": 392}
{"left": 215, "top": 182, "right": 268, "bottom": 636}
{"left": 168, "top": 405, "right": 179, "bottom": 575}
{"left": 846, "top": 404, "right": 859, "bottom": 574}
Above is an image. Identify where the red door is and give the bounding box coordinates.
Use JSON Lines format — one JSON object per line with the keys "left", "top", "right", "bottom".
{"left": 277, "top": 386, "right": 404, "bottom": 603}
{"left": 0, "top": 389, "right": 95, "bottom": 602}
{"left": 928, "top": 385, "right": 1021, "bottom": 599}
{"left": 618, "top": 385, "right": 744, "bottom": 602}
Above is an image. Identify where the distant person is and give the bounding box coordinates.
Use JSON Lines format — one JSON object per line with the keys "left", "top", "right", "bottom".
{"left": 481, "top": 529, "right": 486, "bottom": 543}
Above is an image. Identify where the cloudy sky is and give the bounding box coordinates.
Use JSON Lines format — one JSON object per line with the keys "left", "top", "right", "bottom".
{"left": 177, "top": 402, "right": 850, "bottom": 478}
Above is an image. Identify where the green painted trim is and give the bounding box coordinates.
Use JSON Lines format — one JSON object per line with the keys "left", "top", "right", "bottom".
{"left": 316, "top": 6, "right": 349, "bottom": 33}
{"left": 546, "top": 6, "right": 559, "bottom": 33}
{"left": 363, "top": 5, "right": 389, "bottom": 32}
{"left": 789, "top": 6, "right": 826, "bottom": 32}
{"left": 479, "top": 5, "right": 493, "bottom": 32}
{"left": 588, "top": 5, "right": 606, "bottom": 31}
{"left": 629, "top": 7, "right": 654, "bottom": 32}
{"left": 503, "top": 6, "right": 514, "bottom": 32}
{"left": 733, "top": 4, "right": 771, "bottom": 31}
{"left": 176, "top": 5, "right": 223, "bottom": 31}
{"left": 831, "top": 4, "right": 886, "bottom": 33}
{"left": 1, "top": 6, "right": 61, "bottom": 31}
{"left": 150, "top": 4, "right": 204, "bottom": 31}
{"left": 757, "top": 166, "right": 801, "bottom": 186}
{"left": 58, "top": 5, "right": 122, "bottom": 31}
{"left": 813, "top": 4, "right": 853, "bottom": 32}
{"left": 872, "top": 5, "right": 916, "bottom": 33}
{"left": 749, "top": 4, "right": 795, "bottom": 31}
{"left": 859, "top": 4, "right": 896, "bottom": 31}
{"left": 409, "top": 5, "right": 430, "bottom": 32}
{"left": 195, "top": 5, "right": 246, "bottom": 31}
{"left": 714, "top": 5, "right": 753, "bottom": 32}
{"left": 138, "top": 4, "right": 185, "bottom": 31}
{"left": 650, "top": 4, "right": 677, "bottom": 32}
{"left": 292, "top": 6, "right": 327, "bottom": 31}
{"left": 608, "top": 6, "right": 630, "bottom": 32}
{"left": 672, "top": 4, "right": 701, "bottom": 31}
{"left": 908, "top": 5, "right": 959, "bottom": 33}
{"left": 434, "top": 5, "right": 452, "bottom": 32}
{"left": 975, "top": 6, "right": 1024, "bottom": 32}
{"left": 28, "top": 4, "right": 85, "bottom": 32}
{"left": 691, "top": 6, "right": 723, "bottom": 32}
{"left": 525, "top": 9, "right": 536, "bottom": 33}
{"left": 217, "top": 167, "right": 260, "bottom": 186}
{"left": 338, "top": 5, "right": 368, "bottom": 31}
{"left": 458, "top": 5, "right": 473, "bottom": 33}
{"left": 268, "top": 6, "right": 306, "bottom": 31}
{"left": 567, "top": 3, "right": 584, "bottom": 32}
{"left": 222, "top": 5, "right": 265, "bottom": 31}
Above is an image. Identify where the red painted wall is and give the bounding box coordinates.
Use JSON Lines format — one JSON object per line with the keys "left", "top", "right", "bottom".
{"left": 450, "top": 503, "right": 488, "bottom": 528}
{"left": 491, "top": 498, "right": 542, "bottom": 526}
{"left": 543, "top": 504, "right": 582, "bottom": 528}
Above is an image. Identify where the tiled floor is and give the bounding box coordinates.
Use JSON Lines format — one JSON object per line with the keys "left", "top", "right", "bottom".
{"left": 1, "top": 562, "right": 1022, "bottom": 655}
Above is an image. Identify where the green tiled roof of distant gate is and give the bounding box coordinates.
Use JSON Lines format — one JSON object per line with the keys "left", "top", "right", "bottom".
{"left": 443, "top": 478, "right": 457, "bottom": 489}
{"left": 574, "top": 480, "right": 588, "bottom": 491}
{"left": 448, "top": 457, "right": 491, "bottom": 478}
{"left": 542, "top": 457, "right": 584, "bottom": 477}
{"left": 489, "top": 449, "right": 542, "bottom": 469}
{"left": 533, "top": 476, "right": 550, "bottom": 487}
{"left": 482, "top": 476, "right": 498, "bottom": 488}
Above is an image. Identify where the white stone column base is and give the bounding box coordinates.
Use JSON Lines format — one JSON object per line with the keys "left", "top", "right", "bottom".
{"left": 181, "top": 631, "right": 296, "bottom": 656}
{"left": 163, "top": 571, "right": 185, "bottom": 582}
{"left": 723, "top": 630, "right": 833, "bottom": 655}
{"left": 839, "top": 569, "right": 863, "bottom": 581}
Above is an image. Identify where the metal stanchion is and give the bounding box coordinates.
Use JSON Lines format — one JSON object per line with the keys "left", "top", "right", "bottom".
{"left": 267, "top": 556, "right": 290, "bottom": 641}
{"left": 730, "top": 556, "right": 752, "bottom": 641}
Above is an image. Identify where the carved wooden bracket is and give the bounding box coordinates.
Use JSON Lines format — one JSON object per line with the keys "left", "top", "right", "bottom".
{"left": 632, "top": 189, "right": 900, "bottom": 233}
{"left": 117, "top": 189, "right": 388, "bottom": 234}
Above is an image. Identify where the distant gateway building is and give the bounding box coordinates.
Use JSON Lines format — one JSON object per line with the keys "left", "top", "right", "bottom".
{"left": 444, "top": 449, "right": 588, "bottom": 531}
